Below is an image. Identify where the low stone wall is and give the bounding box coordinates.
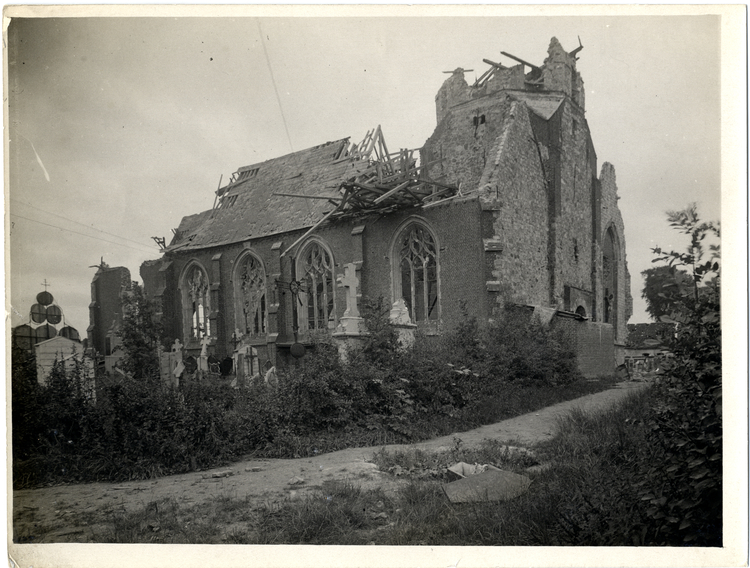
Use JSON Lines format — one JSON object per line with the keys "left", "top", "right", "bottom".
{"left": 554, "top": 317, "right": 615, "bottom": 377}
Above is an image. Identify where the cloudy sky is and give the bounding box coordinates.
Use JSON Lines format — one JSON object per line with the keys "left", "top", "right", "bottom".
{"left": 5, "top": 6, "right": 738, "bottom": 335}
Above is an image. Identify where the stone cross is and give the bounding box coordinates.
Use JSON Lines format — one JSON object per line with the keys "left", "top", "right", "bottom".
{"left": 199, "top": 335, "right": 211, "bottom": 358}
{"left": 171, "top": 339, "right": 183, "bottom": 353}
{"left": 336, "top": 263, "right": 360, "bottom": 318}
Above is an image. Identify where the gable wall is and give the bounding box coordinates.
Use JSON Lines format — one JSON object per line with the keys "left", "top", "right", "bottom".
{"left": 423, "top": 95, "right": 513, "bottom": 192}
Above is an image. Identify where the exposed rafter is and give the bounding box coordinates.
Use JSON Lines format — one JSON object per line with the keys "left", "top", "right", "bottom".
{"left": 278, "top": 126, "right": 459, "bottom": 256}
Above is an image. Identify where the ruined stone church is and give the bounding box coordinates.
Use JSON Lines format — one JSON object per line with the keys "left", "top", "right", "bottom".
{"left": 142, "top": 38, "right": 632, "bottom": 378}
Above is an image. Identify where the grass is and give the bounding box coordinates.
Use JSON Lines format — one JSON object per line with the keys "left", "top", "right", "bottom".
{"left": 98, "top": 385, "right": 656, "bottom": 545}
{"left": 251, "top": 374, "right": 619, "bottom": 461}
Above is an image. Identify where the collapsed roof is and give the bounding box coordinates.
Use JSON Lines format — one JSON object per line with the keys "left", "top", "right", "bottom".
{"left": 166, "top": 126, "right": 458, "bottom": 253}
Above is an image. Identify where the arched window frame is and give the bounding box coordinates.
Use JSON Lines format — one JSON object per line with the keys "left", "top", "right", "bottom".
{"left": 390, "top": 217, "right": 441, "bottom": 328}
{"left": 601, "top": 224, "right": 620, "bottom": 326}
{"left": 181, "top": 261, "right": 211, "bottom": 342}
{"left": 233, "top": 249, "right": 268, "bottom": 339}
{"left": 295, "top": 237, "right": 336, "bottom": 334}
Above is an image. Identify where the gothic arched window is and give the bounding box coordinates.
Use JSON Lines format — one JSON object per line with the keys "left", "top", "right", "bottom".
{"left": 183, "top": 262, "right": 211, "bottom": 340}
{"left": 297, "top": 239, "right": 335, "bottom": 331}
{"left": 602, "top": 227, "right": 618, "bottom": 325}
{"left": 393, "top": 221, "right": 440, "bottom": 324}
{"left": 235, "top": 251, "right": 267, "bottom": 337}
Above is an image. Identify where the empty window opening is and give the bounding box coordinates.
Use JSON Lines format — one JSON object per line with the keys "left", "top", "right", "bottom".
{"left": 235, "top": 253, "right": 267, "bottom": 336}
{"left": 602, "top": 227, "right": 617, "bottom": 325}
{"left": 395, "top": 223, "right": 439, "bottom": 323}
{"left": 184, "top": 264, "right": 211, "bottom": 339}
{"left": 473, "top": 114, "right": 487, "bottom": 138}
{"left": 297, "top": 240, "right": 335, "bottom": 332}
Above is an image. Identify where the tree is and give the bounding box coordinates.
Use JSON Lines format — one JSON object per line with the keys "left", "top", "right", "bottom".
{"left": 641, "top": 265, "right": 693, "bottom": 322}
{"left": 651, "top": 203, "right": 720, "bottom": 302}
{"left": 117, "top": 282, "right": 163, "bottom": 380}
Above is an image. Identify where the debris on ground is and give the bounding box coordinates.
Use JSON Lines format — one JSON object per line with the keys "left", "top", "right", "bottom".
{"left": 443, "top": 467, "right": 531, "bottom": 503}
{"left": 202, "top": 470, "right": 234, "bottom": 479}
{"left": 446, "top": 462, "right": 500, "bottom": 481}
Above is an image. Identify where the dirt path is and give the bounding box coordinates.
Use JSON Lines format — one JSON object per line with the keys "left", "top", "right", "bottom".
{"left": 12, "top": 380, "right": 647, "bottom": 543}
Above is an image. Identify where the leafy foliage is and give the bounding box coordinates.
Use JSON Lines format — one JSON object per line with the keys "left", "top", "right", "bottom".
{"left": 635, "top": 203, "right": 722, "bottom": 545}
{"left": 641, "top": 265, "right": 693, "bottom": 322}
{"left": 12, "top": 295, "right": 594, "bottom": 488}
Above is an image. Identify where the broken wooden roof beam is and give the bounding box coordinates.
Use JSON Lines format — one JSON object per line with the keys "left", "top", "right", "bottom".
{"left": 272, "top": 192, "right": 342, "bottom": 202}
{"left": 500, "top": 51, "right": 540, "bottom": 71}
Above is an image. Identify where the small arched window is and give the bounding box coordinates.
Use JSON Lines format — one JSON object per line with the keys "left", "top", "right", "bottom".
{"left": 234, "top": 251, "right": 267, "bottom": 337}
{"left": 183, "top": 262, "right": 211, "bottom": 340}
{"left": 393, "top": 221, "right": 440, "bottom": 324}
{"left": 297, "top": 239, "right": 335, "bottom": 331}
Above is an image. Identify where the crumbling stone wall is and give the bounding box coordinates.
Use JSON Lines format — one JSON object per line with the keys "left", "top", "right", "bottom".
{"left": 543, "top": 37, "right": 585, "bottom": 109}
{"left": 424, "top": 94, "right": 514, "bottom": 193}
{"left": 484, "top": 64, "right": 525, "bottom": 94}
{"left": 435, "top": 68, "right": 472, "bottom": 125}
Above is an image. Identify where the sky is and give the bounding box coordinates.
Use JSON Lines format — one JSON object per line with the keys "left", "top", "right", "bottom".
{"left": 4, "top": 6, "right": 735, "bottom": 336}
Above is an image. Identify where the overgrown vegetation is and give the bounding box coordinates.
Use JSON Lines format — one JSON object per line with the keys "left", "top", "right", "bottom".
{"left": 63, "top": 203, "right": 721, "bottom": 547}
{"left": 12, "top": 292, "right": 609, "bottom": 489}
{"left": 634, "top": 204, "right": 722, "bottom": 545}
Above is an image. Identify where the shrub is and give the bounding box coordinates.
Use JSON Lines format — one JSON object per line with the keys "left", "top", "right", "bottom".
{"left": 11, "top": 292, "right": 599, "bottom": 488}
{"left": 633, "top": 204, "right": 722, "bottom": 546}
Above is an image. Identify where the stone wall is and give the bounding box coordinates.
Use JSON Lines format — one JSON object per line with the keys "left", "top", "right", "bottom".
{"left": 424, "top": 94, "right": 514, "bottom": 193}
{"left": 478, "top": 101, "right": 550, "bottom": 309}
{"left": 143, "top": 198, "right": 489, "bottom": 367}
{"left": 551, "top": 100, "right": 598, "bottom": 309}
{"left": 88, "top": 266, "right": 131, "bottom": 356}
{"left": 553, "top": 317, "right": 615, "bottom": 377}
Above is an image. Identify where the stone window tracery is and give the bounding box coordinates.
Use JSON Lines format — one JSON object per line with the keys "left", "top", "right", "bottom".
{"left": 183, "top": 263, "right": 211, "bottom": 340}
{"left": 394, "top": 222, "right": 439, "bottom": 323}
{"left": 297, "top": 240, "right": 335, "bottom": 331}
{"left": 235, "top": 252, "right": 267, "bottom": 336}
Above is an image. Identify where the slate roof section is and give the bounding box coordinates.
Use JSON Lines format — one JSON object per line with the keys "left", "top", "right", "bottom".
{"left": 508, "top": 91, "right": 564, "bottom": 120}
{"left": 167, "top": 139, "right": 372, "bottom": 252}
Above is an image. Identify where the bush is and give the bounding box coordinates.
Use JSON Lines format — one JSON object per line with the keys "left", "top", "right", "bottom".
{"left": 632, "top": 204, "right": 722, "bottom": 546}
